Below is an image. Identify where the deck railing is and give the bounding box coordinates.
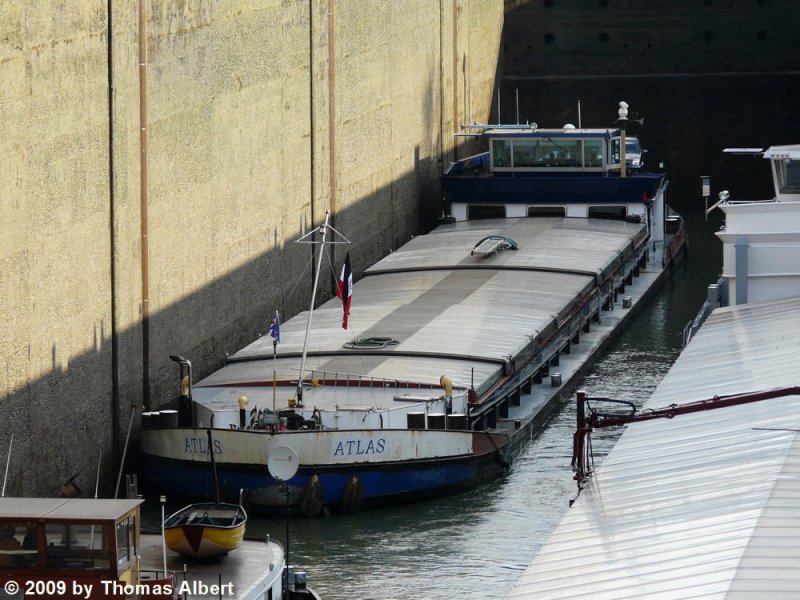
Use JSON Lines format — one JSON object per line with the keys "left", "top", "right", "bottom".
{"left": 299, "top": 368, "right": 464, "bottom": 393}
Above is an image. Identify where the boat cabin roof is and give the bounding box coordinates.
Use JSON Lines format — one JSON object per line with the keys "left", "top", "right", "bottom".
{"left": 482, "top": 126, "right": 619, "bottom": 140}
{"left": 764, "top": 144, "right": 800, "bottom": 159}
{"left": 0, "top": 497, "right": 143, "bottom": 522}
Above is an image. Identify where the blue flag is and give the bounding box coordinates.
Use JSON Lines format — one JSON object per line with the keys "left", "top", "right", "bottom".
{"left": 269, "top": 310, "right": 280, "bottom": 343}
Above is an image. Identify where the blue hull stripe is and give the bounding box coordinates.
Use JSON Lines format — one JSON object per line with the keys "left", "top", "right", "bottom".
{"left": 140, "top": 453, "right": 503, "bottom": 513}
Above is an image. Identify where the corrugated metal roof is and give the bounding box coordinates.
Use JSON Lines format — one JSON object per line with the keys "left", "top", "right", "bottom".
{"left": 197, "top": 218, "right": 644, "bottom": 408}
{"left": 368, "top": 218, "right": 644, "bottom": 281}
{"left": 511, "top": 295, "right": 800, "bottom": 599}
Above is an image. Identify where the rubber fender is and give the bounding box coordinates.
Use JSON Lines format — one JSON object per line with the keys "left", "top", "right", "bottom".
{"left": 495, "top": 450, "right": 511, "bottom": 470}
{"left": 340, "top": 475, "right": 364, "bottom": 515}
{"left": 299, "top": 474, "right": 324, "bottom": 517}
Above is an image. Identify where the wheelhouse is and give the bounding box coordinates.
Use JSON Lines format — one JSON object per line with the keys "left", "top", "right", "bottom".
{"left": 765, "top": 145, "right": 800, "bottom": 201}
{"left": 0, "top": 498, "right": 173, "bottom": 597}
{"left": 487, "top": 126, "right": 622, "bottom": 172}
{"left": 441, "top": 125, "right": 670, "bottom": 243}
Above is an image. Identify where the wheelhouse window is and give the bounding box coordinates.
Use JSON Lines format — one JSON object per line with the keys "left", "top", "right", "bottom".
{"left": 584, "top": 140, "right": 604, "bottom": 167}
{"left": 544, "top": 139, "right": 581, "bottom": 167}
{"left": 528, "top": 206, "right": 566, "bottom": 217}
{"left": 45, "top": 522, "right": 111, "bottom": 570}
{"left": 491, "top": 136, "right": 606, "bottom": 169}
{"left": 492, "top": 139, "right": 511, "bottom": 168}
{"left": 468, "top": 205, "right": 506, "bottom": 220}
{"left": 0, "top": 521, "right": 38, "bottom": 567}
{"left": 512, "top": 139, "right": 583, "bottom": 167}
{"left": 116, "top": 517, "right": 135, "bottom": 567}
{"left": 609, "top": 138, "right": 621, "bottom": 165}
{"left": 775, "top": 158, "right": 800, "bottom": 194}
{"left": 588, "top": 205, "right": 627, "bottom": 220}
{"left": 512, "top": 140, "right": 539, "bottom": 167}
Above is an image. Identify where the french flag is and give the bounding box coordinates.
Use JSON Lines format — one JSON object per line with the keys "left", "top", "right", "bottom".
{"left": 336, "top": 251, "right": 352, "bottom": 329}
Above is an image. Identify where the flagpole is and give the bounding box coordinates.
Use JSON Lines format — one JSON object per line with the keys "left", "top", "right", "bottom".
{"left": 297, "top": 210, "right": 331, "bottom": 407}
{"left": 268, "top": 310, "right": 280, "bottom": 414}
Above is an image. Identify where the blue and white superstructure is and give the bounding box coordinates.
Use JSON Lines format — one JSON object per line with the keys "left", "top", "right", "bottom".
{"left": 442, "top": 124, "right": 673, "bottom": 244}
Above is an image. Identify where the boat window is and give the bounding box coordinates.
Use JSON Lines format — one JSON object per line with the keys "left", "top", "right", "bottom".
{"left": 492, "top": 139, "right": 511, "bottom": 168}
{"left": 547, "top": 139, "right": 581, "bottom": 167}
{"left": 468, "top": 205, "right": 506, "bottom": 220}
{"left": 0, "top": 521, "right": 39, "bottom": 567}
{"left": 507, "top": 138, "right": 583, "bottom": 167}
{"left": 116, "top": 518, "right": 131, "bottom": 567}
{"left": 527, "top": 206, "right": 566, "bottom": 217}
{"left": 776, "top": 158, "right": 800, "bottom": 194}
{"left": 584, "top": 139, "right": 604, "bottom": 167}
{"left": 45, "top": 522, "right": 111, "bottom": 570}
{"left": 588, "top": 205, "right": 627, "bottom": 220}
{"left": 609, "top": 138, "right": 621, "bottom": 165}
{"left": 512, "top": 140, "right": 539, "bottom": 167}
{"left": 492, "top": 137, "right": 608, "bottom": 169}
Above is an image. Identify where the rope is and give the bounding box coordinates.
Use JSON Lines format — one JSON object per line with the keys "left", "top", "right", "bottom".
{"left": 284, "top": 246, "right": 343, "bottom": 308}
{"left": 283, "top": 248, "right": 317, "bottom": 305}
{"left": 343, "top": 337, "right": 400, "bottom": 349}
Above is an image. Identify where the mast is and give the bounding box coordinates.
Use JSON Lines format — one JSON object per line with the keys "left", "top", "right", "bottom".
{"left": 297, "top": 210, "right": 331, "bottom": 406}
{"left": 207, "top": 429, "right": 221, "bottom": 505}
{"left": 293, "top": 210, "right": 349, "bottom": 407}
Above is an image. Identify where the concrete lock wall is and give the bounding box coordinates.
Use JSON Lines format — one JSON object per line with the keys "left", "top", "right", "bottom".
{"left": 0, "top": 1, "right": 503, "bottom": 497}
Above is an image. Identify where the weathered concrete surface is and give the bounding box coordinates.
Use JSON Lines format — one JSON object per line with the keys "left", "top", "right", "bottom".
{"left": 0, "top": 3, "right": 114, "bottom": 496}
{"left": 0, "top": 1, "right": 502, "bottom": 497}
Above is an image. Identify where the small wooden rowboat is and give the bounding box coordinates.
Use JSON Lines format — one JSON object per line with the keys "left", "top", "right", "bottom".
{"left": 163, "top": 501, "right": 247, "bottom": 559}
{"left": 164, "top": 429, "right": 247, "bottom": 559}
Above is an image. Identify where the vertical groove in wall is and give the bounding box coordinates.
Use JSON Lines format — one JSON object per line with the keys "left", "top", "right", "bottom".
{"left": 452, "top": 0, "right": 458, "bottom": 160}
{"left": 309, "top": 0, "right": 316, "bottom": 243}
{"left": 138, "top": 0, "right": 150, "bottom": 410}
{"left": 328, "top": 1, "right": 337, "bottom": 220}
{"left": 326, "top": 0, "right": 337, "bottom": 292}
{"left": 106, "top": 0, "right": 121, "bottom": 484}
{"left": 439, "top": 0, "right": 445, "bottom": 170}
{"left": 464, "top": 2, "right": 469, "bottom": 125}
